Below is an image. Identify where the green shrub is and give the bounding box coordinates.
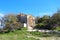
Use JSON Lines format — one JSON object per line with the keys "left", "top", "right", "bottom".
{"left": 29, "top": 31, "right": 43, "bottom": 37}
{"left": 55, "top": 26, "right": 60, "bottom": 31}
{"left": 34, "top": 23, "right": 45, "bottom": 29}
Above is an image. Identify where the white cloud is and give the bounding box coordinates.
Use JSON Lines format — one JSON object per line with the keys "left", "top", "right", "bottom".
{"left": 0, "top": 13, "right": 4, "bottom": 17}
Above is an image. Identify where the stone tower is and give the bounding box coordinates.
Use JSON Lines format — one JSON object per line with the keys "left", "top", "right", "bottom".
{"left": 27, "top": 15, "right": 35, "bottom": 30}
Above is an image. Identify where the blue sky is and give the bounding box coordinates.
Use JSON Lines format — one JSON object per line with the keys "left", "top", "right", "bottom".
{"left": 0, "top": 0, "right": 60, "bottom": 17}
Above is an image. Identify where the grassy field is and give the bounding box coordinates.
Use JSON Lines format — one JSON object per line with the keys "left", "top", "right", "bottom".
{"left": 0, "top": 28, "right": 60, "bottom": 40}
{"left": 0, "top": 28, "right": 38, "bottom": 40}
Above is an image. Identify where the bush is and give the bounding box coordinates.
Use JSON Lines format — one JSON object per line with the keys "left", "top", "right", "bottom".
{"left": 34, "top": 23, "right": 45, "bottom": 29}
{"left": 29, "top": 31, "right": 43, "bottom": 37}
{"left": 55, "top": 26, "right": 60, "bottom": 31}
{"left": 0, "top": 28, "right": 8, "bottom": 33}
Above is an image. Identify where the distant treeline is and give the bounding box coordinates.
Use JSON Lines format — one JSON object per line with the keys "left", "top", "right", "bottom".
{"left": 35, "top": 10, "right": 60, "bottom": 30}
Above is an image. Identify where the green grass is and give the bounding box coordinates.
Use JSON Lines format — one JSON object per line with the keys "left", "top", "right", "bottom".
{"left": 0, "top": 28, "right": 38, "bottom": 40}
{"left": 1, "top": 27, "right": 59, "bottom": 40}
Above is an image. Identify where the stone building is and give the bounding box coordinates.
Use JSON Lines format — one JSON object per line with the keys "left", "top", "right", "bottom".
{"left": 17, "top": 14, "right": 27, "bottom": 23}
{"left": 0, "top": 19, "right": 5, "bottom": 28}
{"left": 0, "top": 20, "right": 1, "bottom": 26}
{"left": 27, "top": 15, "right": 35, "bottom": 30}
{"left": 17, "top": 14, "right": 35, "bottom": 30}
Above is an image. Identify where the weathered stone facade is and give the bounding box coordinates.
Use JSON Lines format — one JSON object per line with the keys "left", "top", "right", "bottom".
{"left": 17, "top": 14, "right": 35, "bottom": 30}
{"left": 17, "top": 14, "right": 27, "bottom": 23}
{"left": 27, "top": 15, "right": 35, "bottom": 30}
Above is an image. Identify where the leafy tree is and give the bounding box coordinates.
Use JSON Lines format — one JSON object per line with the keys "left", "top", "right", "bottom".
{"left": 35, "top": 16, "right": 40, "bottom": 24}
{"left": 50, "top": 10, "right": 60, "bottom": 29}
{"left": 42, "top": 15, "right": 50, "bottom": 23}
{"left": 4, "top": 14, "right": 23, "bottom": 32}
{"left": 35, "top": 15, "right": 51, "bottom": 29}
{"left": 51, "top": 13, "right": 60, "bottom": 25}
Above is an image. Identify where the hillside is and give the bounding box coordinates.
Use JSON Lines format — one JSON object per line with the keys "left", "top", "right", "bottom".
{"left": 0, "top": 28, "right": 38, "bottom": 40}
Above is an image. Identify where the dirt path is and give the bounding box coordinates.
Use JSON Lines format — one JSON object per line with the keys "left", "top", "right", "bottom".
{"left": 27, "top": 33, "right": 60, "bottom": 40}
